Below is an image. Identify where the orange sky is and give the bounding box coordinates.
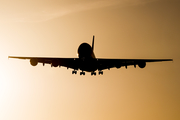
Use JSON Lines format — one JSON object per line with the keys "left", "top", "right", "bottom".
{"left": 0, "top": 0, "right": 179, "bottom": 120}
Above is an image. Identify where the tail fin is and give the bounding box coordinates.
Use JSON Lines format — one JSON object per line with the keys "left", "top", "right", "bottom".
{"left": 92, "top": 35, "right": 95, "bottom": 51}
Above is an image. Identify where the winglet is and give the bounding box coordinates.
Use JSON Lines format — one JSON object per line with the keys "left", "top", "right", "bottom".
{"left": 92, "top": 35, "right": 95, "bottom": 51}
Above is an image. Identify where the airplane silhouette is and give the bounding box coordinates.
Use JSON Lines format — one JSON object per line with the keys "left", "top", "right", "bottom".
{"left": 9, "top": 36, "right": 173, "bottom": 75}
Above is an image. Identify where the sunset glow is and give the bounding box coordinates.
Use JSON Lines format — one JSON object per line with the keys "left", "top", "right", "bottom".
{"left": 0, "top": 0, "right": 179, "bottom": 120}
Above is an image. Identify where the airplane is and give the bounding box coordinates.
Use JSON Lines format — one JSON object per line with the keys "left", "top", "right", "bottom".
{"left": 9, "top": 36, "right": 173, "bottom": 76}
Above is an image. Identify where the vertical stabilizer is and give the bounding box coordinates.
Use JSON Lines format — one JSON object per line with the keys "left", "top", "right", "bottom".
{"left": 92, "top": 35, "right": 95, "bottom": 51}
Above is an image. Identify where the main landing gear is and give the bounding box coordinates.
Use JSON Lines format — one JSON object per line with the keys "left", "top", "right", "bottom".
{"left": 98, "top": 71, "right": 103, "bottom": 75}
{"left": 91, "top": 71, "right": 103, "bottom": 76}
{"left": 91, "top": 72, "right": 96, "bottom": 76}
{"left": 72, "top": 70, "right": 77, "bottom": 74}
{"left": 72, "top": 70, "right": 103, "bottom": 75}
{"left": 80, "top": 71, "right": 85, "bottom": 75}
{"left": 72, "top": 70, "right": 85, "bottom": 75}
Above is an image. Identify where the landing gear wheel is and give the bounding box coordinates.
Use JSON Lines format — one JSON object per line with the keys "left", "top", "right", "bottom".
{"left": 99, "top": 71, "right": 103, "bottom": 75}
{"left": 80, "top": 71, "right": 85, "bottom": 75}
{"left": 72, "top": 70, "right": 77, "bottom": 74}
{"left": 91, "top": 72, "right": 96, "bottom": 76}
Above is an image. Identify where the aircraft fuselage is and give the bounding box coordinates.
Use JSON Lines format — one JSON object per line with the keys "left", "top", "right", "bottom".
{"left": 77, "top": 43, "right": 97, "bottom": 72}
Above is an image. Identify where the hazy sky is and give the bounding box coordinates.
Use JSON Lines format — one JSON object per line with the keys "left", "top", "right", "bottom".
{"left": 0, "top": 0, "right": 179, "bottom": 120}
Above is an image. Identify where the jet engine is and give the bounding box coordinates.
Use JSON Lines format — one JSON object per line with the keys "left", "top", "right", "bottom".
{"left": 138, "top": 62, "right": 146, "bottom": 68}
{"left": 30, "top": 58, "right": 38, "bottom": 66}
{"left": 51, "top": 60, "right": 59, "bottom": 67}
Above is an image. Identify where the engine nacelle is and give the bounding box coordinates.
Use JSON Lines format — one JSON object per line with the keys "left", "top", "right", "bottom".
{"left": 30, "top": 58, "right": 38, "bottom": 66}
{"left": 51, "top": 59, "right": 59, "bottom": 67}
{"left": 138, "top": 62, "right": 146, "bottom": 68}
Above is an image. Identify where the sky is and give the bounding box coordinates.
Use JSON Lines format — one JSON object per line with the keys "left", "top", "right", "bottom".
{"left": 0, "top": 0, "right": 180, "bottom": 120}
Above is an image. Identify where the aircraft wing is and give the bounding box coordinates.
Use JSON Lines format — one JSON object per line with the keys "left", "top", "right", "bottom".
{"left": 8, "top": 56, "right": 173, "bottom": 71}
{"left": 8, "top": 56, "right": 79, "bottom": 70}
{"left": 97, "top": 58, "right": 173, "bottom": 70}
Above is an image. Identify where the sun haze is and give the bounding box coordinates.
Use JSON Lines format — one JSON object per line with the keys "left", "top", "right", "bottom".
{"left": 0, "top": 0, "right": 180, "bottom": 120}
